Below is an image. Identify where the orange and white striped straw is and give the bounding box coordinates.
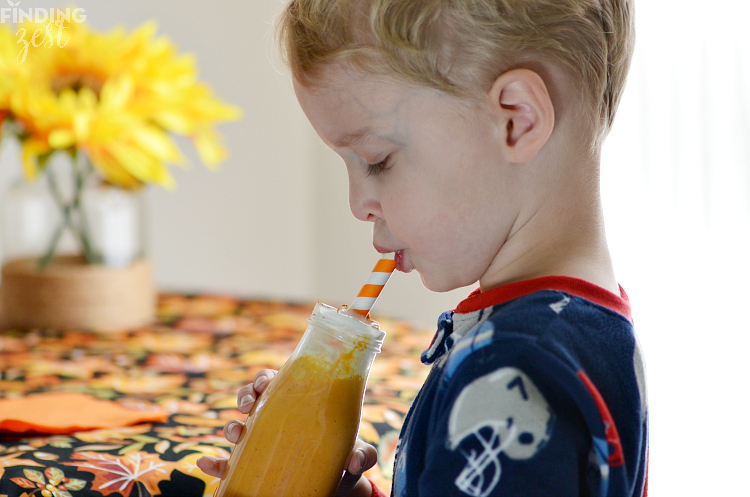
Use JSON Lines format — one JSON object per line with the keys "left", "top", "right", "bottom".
{"left": 350, "top": 253, "right": 397, "bottom": 317}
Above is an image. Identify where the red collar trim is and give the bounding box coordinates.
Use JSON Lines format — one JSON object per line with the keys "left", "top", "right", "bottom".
{"left": 455, "top": 276, "right": 632, "bottom": 321}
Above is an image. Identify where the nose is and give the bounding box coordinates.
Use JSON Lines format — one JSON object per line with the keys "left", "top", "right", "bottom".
{"left": 348, "top": 173, "right": 382, "bottom": 222}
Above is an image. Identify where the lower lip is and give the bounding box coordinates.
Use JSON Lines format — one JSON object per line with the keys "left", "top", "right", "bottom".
{"left": 394, "top": 251, "right": 411, "bottom": 273}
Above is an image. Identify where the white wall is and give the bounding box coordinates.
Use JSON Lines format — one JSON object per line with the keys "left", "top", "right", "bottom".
{"left": 600, "top": 1, "right": 750, "bottom": 494}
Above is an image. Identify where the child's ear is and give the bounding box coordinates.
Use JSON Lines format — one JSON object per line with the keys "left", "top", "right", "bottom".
{"left": 488, "top": 68, "right": 555, "bottom": 164}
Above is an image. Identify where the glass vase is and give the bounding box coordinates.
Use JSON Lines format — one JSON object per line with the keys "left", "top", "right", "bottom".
{"left": 1, "top": 155, "right": 147, "bottom": 268}
{"left": 0, "top": 154, "right": 155, "bottom": 331}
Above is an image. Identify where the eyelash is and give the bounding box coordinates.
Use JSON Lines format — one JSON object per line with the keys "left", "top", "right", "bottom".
{"left": 366, "top": 157, "right": 391, "bottom": 176}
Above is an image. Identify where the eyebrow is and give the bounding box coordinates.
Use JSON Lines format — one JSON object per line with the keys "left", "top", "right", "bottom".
{"left": 331, "top": 127, "right": 374, "bottom": 148}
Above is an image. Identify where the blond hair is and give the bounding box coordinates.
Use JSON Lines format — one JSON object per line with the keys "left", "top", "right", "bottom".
{"left": 277, "top": 0, "right": 634, "bottom": 142}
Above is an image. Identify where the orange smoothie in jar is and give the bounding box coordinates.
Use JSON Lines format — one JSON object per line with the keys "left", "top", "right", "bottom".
{"left": 214, "top": 303, "right": 384, "bottom": 497}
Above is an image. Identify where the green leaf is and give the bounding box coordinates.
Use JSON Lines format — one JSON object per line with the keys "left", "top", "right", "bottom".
{"left": 23, "top": 469, "right": 45, "bottom": 485}
{"left": 34, "top": 452, "right": 60, "bottom": 461}
{"left": 118, "top": 442, "right": 145, "bottom": 455}
{"left": 45, "top": 467, "right": 64, "bottom": 482}
{"left": 173, "top": 442, "right": 200, "bottom": 453}
{"left": 49, "top": 437, "right": 75, "bottom": 449}
{"left": 132, "top": 435, "right": 159, "bottom": 444}
{"left": 154, "top": 440, "right": 170, "bottom": 454}
{"left": 66, "top": 478, "right": 87, "bottom": 491}
{"left": 37, "top": 149, "right": 55, "bottom": 169}
{"left": 74, "top": 444, "right": 125, "bottom": 452}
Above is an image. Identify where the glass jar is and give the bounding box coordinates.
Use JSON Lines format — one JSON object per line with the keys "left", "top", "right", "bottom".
{"left": 1, "top": 159, "right": 147, "bottom": 269}
{"left": 1, "top": 157, "right": 154, "bottom": 331}
{"left": 1, "top": 177, "right": 58, "bottom": 263}
{"left": 214, "top": 302, "right": 386, "bottom": 497}
{"left": 81, "top": 183, "right": 146, "bottom": 268}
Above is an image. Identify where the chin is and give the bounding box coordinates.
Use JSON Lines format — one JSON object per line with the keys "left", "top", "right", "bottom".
{"left": 419, "top": 272, "right": 468, "bottom": 294}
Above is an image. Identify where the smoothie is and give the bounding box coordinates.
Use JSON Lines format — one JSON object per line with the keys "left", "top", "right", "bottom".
{"left": 214, "top": 303, "right": 383, "bottom": 497}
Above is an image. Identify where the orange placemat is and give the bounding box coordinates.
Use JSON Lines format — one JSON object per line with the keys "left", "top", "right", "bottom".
{"left": 0, "top": 392, "right": 168, "bottom": 434}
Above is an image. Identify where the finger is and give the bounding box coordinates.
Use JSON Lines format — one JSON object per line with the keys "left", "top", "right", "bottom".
{"left": 197, "top": 456, "right": 228, "bottom": 479}
{"left": 347, "top": 440, "right": 378, "bottom": 475}
{"left": 236, "top": 384, "right": 257, "bottom": 413}
{"left": 223, "top": 419, "right": 244, "bottom": 444}
{"left": 336, "top": 440, "right": 378, "bottom": 495}
{"left": 236, "top": 370, "right": 279, "bottom": 413}
{"left": 253, "top": 369, "right": 277, "bottom": 394}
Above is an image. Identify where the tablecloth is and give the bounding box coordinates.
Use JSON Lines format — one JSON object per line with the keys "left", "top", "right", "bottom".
{"left": 0, "top": 294, "right": 435, "bottom": 497}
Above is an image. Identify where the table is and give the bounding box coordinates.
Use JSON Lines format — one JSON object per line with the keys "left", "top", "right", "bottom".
{"left": 0, "top": 294, "right": 435, "bottom": 497}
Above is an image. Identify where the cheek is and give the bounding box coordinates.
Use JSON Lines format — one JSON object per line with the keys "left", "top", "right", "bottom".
{"left": 383, "top": 188, "right": 462, "bottom": 257}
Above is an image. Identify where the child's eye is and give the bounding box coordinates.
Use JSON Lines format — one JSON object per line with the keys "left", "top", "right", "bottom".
{"left": 366, "top": 157, "right": 391, "bottom": 176}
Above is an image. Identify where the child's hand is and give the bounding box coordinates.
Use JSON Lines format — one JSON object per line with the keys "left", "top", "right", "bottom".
{"left": 197, "top": 368, "right": 277, "bottom": 478}
{"left": 196, "top": 369, "right": 379, "bottom": 497}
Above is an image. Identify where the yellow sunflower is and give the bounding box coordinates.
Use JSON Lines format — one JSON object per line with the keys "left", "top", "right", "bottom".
{"left": 5, "top": 15, "right": 241, "bottom": 189}
{"left": 0, "top": 25, "right": 18, "bottom": 134}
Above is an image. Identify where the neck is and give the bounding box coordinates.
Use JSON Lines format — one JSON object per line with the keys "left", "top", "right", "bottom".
{"left": 480, "top": 156, "right": 619, "bottom": 295}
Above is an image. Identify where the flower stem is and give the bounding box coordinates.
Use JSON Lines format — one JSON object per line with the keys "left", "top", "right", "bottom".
{"left": 37, "top": 153, "right": 99, "bottom": 270}
{"left": 37, "top": 200, "right": 68, "bottom": 270}
{"left": 72, "top": 152, "right": 98, "bottom": 264}
{"left": 39, "top": 166, "right": 69, "bottom": 270}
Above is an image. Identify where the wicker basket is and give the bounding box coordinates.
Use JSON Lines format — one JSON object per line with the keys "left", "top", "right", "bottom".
{"left": 1, "top": 255, "right": 156, "bottom": 331}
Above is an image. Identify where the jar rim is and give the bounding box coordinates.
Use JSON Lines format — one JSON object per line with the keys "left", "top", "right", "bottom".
{"left": 309, "top": 302, "right": 386, "bottom": 352}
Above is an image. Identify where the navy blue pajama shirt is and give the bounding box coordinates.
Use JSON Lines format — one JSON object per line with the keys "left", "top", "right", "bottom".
{"left": 391, "top": 276, "right": 648, "bottom": 497}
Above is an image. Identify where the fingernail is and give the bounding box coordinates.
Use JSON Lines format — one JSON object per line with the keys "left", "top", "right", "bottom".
{"left": 356, "top": 450, "right": 365, "bottom": 472}
{"left": 229, "top": 422, "right": 242, "bottom": 439}
{"left": 254, "top": 375, "right": 268, "bottom": 389}
{"left": 239, "top": 394, "right": 254, "bottom": 410}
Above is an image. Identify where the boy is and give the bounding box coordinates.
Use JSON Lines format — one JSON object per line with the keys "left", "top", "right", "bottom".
{"left": 198, "top": 0, "right": 648, "bottom": 495}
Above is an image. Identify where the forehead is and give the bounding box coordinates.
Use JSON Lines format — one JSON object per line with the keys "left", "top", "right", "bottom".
{"left": 295, "top": 62, "right": 413, "bottom": 112}
{"left": 293, "top": 62, "right": 479, "bottom": 149}
{"left": 293, "top": 63, "right": 417, "bottom": 145}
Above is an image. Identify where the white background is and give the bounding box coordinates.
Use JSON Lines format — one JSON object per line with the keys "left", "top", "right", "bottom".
{"left": 1, "top": 1, "right": 749, "bottom": 494}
